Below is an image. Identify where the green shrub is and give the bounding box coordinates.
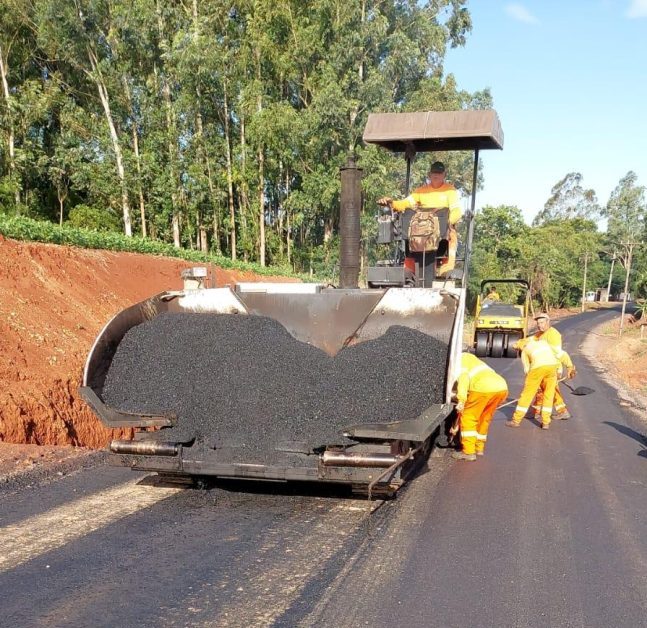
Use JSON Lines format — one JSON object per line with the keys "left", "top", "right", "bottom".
{"left": 67, "top": 204, "right": 121, "bottom": 232}
{"left": 0, "top": 215, "right": 313, "bottom": 280}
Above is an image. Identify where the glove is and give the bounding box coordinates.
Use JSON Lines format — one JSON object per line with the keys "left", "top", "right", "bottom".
{"left": 377, "top": 197, "right": 392, "bottom": 207}
{"left": 456, "top": 401, "right": 465, "bottom": 413}
{"left": 568, "top": 367, "right": 577, "bottom": 379}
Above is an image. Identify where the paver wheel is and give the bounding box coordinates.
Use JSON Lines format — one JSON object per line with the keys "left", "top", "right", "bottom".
{"left": 475, "top": 332, "right": 489, "bottom": 357}
{"left": 491, "top": 333, "right": 505, "bottom": 358}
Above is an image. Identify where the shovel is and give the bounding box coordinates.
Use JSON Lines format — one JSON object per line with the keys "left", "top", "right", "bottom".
{"left": 496, "top": 378, "right": 595, "bottom": 411}
{"left": 561, "top": 380, "right": 595, "bottom": 396}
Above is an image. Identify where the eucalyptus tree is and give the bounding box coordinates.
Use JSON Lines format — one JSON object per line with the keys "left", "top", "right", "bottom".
{"left": 28, "top": 0, "right": 137, "bottom": 235}
{"left": 533, "top": 172, "right": 600, "bottom": 225}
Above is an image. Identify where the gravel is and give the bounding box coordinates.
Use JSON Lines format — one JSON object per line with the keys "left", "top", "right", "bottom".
{"left": 102, "top": 313, "right": 449, "bottom": 464}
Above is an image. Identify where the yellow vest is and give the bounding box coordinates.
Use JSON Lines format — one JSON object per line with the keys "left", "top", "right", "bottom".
{"left": 392, "top": 182, "right": 462, "bottom": 225}
{"left": 521, "top": 336, "right": 559, "bottom": 371}
{"left": 534, "top": 327, "right": 572, "bottom": 368}
{"left": 456, "top": 353, "right": 508, "bottom": 402}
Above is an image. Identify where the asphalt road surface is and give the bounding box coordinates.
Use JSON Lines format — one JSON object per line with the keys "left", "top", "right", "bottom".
{"left": 1, "top": 307, "right": 646, "bottom": 628}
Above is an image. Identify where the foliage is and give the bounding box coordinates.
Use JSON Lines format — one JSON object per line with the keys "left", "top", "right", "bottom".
{"left": 67, "top": 204, "right": 121, "bottom": 232}
{"left": 0, "top": 215, "right": 308, "bottom": 279}
{"left": 604, "top": 171, "right": 646, "bottom": 248}
{"left": 470, "top": 205, "right": 606, "bottom": 309}
{"left": 0, "top": 0, "right": 477, "bottom": 272}
{"left": 533, "top": 172, "right": 600, "bottom": 225}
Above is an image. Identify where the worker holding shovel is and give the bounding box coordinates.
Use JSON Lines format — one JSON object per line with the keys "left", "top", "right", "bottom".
{"left": 506, "top": 336, "right": 574, "bottom": 430}
{"left": 531, "top": 312, "right": 575, "bottom": 420}
{"left": 451, "top": 353, "right": 509, "bottom": 461}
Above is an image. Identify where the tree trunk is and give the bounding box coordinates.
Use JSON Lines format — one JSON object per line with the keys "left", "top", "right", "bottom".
{"left": 256, "top": 54, "right": 266, "bottom": 266}
{"left": 285, "top": 168, "right": 292, "bottom": 264}
{"left": 240, "top": 110, "right": 249, "bottom": 262}
{"left": 258, "top": 143, "right": 266, "bottom": 266}
{"left": 155, "top": 2, "right": 181, "bottom": 247}
{"left": 223, "top": 83, "right": 236, "bottom": 260}
{"left": 0, "top": 44, "right": 20, "bottom": 208}
{"left": 88, "top": 48, "right": 132, "bottom": 236}
{"left": 200, "top": 224, "right": 208, "bottom": 254}
{"left": 123, "top": 77, "right": 147, "bottom": 237}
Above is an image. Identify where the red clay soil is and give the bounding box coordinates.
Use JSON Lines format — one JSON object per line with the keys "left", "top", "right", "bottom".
{"left": 0, "top": 236, "right": 295, "bottom": 448}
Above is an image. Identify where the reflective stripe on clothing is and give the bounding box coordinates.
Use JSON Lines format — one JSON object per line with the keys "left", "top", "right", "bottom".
{"left": 513, "top": 365, "right": 557, "bottom": 425}
{"left": 391, "top": 182, "right": 462, "bottom": 224}
{"left": 459, "top": 390, "right": 507, "bottom": 455}
{"left": 457, "top": 353, "right": 507, "bottom": 402}
{"left": 535, "top": 382, "right": 569, "bottom": 415}
{"left": 469, "top": 364, "right": 490, "bottom": 378}
{"left": 524, "top": 339, "right": 559, "bottom": 369}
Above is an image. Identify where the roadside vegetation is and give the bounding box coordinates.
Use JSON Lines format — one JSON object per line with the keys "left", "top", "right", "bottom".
{"left": 0, "top": 1, "right": 645, "bottom": 301}
{"left": 0, "top": 214, "right": 305, "bottom": 279}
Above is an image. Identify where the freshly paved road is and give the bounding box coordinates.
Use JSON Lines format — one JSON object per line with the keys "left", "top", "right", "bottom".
{"left": 1, "top": 307, "right": 646, "bottom": 627}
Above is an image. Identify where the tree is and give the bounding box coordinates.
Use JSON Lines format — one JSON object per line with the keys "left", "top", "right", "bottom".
{"left": 533, "top": 172, "right": 600, "bottom": 225}
{"left": 605, "top": 171, "right": 645, "bottom": 246}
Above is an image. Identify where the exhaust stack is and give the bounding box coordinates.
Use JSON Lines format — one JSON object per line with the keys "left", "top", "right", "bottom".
{"left": 339, "top": 155, "right": 362, "bottom": 288}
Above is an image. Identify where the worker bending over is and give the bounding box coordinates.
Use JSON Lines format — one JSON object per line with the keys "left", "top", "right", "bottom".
{"left": 452, "top": 352, "right": 508, "bottom": 461}
{"left": 531, "top": 312, "right": 575, "bottom": 420}
{"left": 506, "top": 337, "right": 573, "bottom": 430}
{"left": 377, "top": 161, "right": 462, "bottom": 276}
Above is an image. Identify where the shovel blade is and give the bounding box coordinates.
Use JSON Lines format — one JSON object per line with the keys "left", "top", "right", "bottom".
{"left": 571, "top": 386, "right": 595, "bottom": 396}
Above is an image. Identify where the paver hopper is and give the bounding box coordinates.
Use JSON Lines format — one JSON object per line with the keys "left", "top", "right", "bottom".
{"left": 80, "top": 109, "right": 503, "bottom": 496}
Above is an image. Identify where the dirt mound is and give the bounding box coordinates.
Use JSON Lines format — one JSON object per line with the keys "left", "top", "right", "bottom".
{"left": 0, "top": 236, "right": 295, "bottom": 448}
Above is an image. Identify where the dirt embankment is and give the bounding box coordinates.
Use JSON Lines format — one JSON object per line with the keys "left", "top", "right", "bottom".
{"left": 581, "top": 312, "right": 647, "bottom": 414}
{"left": 0, "top": 236, "right": 295, "bottom": 448}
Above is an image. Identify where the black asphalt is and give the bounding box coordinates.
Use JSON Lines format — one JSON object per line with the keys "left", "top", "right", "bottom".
{"left": 103, "top": 313, "right": 448, "bottom": 462}
{"left": 307, "top": 307, "right": 647, "bottom": 627}
{"left": 1, "top": 307, "right": 646, "bottom": 627}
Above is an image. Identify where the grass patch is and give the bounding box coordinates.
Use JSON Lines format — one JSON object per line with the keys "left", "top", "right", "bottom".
{"left": 0, "top": 215, "right": 316, "bottom": 281}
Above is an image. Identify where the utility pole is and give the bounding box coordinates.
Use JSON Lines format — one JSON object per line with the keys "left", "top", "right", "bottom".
{"left": 606, "top": 251, "right": 616, "bottom": 302}
{"left": 619, "top": 241, "right": 640, "bottom": 336}
{"left": 581, "top": 252, "right": 589, "bottom": 313}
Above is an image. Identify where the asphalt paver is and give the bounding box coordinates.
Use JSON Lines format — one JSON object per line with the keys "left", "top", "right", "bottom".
{"left": 102, "top": 313, "right": 448, "bottom": 464}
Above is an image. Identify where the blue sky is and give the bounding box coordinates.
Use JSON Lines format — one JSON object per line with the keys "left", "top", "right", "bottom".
{"left": 444, "top": 0, "right": 647, "bottom": 223}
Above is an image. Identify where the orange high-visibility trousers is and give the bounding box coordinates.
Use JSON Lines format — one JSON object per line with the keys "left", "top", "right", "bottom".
{"left": 512, "top": 365, "right": 557, "bottom": 426}
{"left": 534, "top": 382, "right": 568, "bottom": 416}
{"left": 460, "top": 389, "right": 508, "bottom": 455}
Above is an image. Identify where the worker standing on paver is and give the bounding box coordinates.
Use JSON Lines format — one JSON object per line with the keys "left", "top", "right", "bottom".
{"left": 377, "top": 161, "right": 462, "bottom": 276}
{"left": 452, "top": 352, "right": 508, "bottom": 461}
{"left": 531, "top": 313, "right": 576, "bottom": 420}
{"left": 506, "top": 337, "right": 573, "bottom": 430}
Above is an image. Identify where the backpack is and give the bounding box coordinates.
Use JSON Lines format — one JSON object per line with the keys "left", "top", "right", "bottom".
{"left": 408, "top": 210, "right": 441, "bottom": 252}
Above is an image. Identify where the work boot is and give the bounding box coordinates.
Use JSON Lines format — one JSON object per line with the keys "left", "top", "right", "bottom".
{"left": 541, "top": 423, "right": 550, "bottom": 430}
{"left": 505, "top": 420, "right": 520, "bottom": 428}
{"left": 476, "top": 451, "right": 484, "bottom": 457}
{"left": 553, "top": 410, "right": 572, "bottom": 420}
{"left": 451, "top": 451, "right": 477, "bottom": 461}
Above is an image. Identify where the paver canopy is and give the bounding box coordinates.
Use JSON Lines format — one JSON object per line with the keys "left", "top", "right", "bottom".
{"left": 363, "top": 110, "right": 504, "bottom": 153}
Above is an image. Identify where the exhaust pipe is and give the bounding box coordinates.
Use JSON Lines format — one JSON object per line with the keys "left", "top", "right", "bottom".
{"left": 110, "top": 440, "right": 179, "bottom": 456}
{"left": 339, "top": 155, "right": 362, "bottom": 289}
{"left": 322, "top": 451, "right": 399, "bottom": 468}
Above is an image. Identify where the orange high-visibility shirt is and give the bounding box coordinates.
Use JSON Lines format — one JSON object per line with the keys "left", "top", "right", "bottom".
{"left": 456, "top": 353, "right": 508, "bottom": 403}
{"left": 391, "top": 182, "right": 462, "bottom": 225}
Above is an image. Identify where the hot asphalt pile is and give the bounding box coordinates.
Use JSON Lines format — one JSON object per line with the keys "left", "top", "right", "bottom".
{"left": 102, "top": 313, "right": 449, "bottom": 464}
